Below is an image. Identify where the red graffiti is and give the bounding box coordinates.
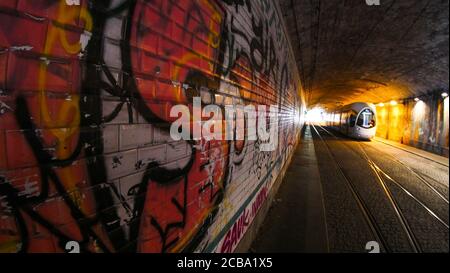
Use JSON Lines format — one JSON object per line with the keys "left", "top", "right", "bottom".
{"left": 0, "top": 0, "right": 302, "bottom": 253}
{"left": 251, "top": 185, "right": 268, "bottom": 218}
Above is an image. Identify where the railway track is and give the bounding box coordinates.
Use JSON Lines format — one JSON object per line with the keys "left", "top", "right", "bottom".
{"left": 313, "top": 124, "right": 449, "bottom": 252}
{"left": 363, "top": 142, "right": 449, "bottom": 204}
{"left": 310, "top": 124, "right": 391, "bottom": 253}
{"left": 317, "top": 125, "right": 448, "bottom": 203}
{"left": 372, "top": 138, "right": 449, "bottom": 168}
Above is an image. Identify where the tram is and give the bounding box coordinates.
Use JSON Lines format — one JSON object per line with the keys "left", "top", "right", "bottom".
{"left": 328, "top": 102, "right": 377, "bottom": 140}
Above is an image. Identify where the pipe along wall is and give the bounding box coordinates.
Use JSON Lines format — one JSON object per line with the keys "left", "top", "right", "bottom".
{"left": 0, "top": 0, "right": 305, "bottom": 252}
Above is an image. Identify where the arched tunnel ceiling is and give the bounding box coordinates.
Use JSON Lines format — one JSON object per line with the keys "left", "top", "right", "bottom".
{"left": 278, "top": 0, "right": 449, "bottom": 110}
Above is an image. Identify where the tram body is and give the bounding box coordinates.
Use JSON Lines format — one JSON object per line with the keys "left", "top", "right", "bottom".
{"left": 328, "top": 102, "right": 377, "bottom": 140}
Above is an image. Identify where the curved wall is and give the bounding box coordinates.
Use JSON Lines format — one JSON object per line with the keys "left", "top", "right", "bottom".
{"left": 0, "top": 0, "right": 305, "bottom": 253}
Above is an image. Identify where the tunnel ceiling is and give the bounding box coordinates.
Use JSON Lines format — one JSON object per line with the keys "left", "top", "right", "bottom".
{"left": 279, "top": 0, "right": 449, "bottom": 110}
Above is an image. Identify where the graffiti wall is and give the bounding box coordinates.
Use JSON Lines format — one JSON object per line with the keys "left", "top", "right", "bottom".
{"left": 0, "top": 0, "right": 305, "bottom": 253}
{"left": 375, "top": 93, "right": 449, "bottom": 157}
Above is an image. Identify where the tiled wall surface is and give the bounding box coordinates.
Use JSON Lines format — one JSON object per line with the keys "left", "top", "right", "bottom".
{"left": 0, "top": 0, "right": 305, "bottom": 252}
{"left": 376, "top": 94, "right": 449, "bottom": 157}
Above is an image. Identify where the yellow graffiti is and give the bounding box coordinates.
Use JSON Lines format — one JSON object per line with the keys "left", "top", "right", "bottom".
{"left": 203, "top": 0, "right": 222, "bottom": 68}
{"left": 38, "top": 1, "right": 92, "bottom": 210}
{"left": 167, "top": 1, "right": 226, "bottom": 247}
{"left": 167, "top": 148, "right": 228, "bottom": 253}
{"left": 173, "top": 52, "right": 203, "bottom": 84}
{"left": 0, "top": 239, "right": 21, "bottom": 253}
{"left": 172, "top": 0, "right": 222, "bottom": 83}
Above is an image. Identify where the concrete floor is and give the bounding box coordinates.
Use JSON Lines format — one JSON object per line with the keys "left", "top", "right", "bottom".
{"left": 251, "top": 124, "right": 449, "bottom": 253}
{"left": 250, "top": 126, "right": 329, "bottom": 252}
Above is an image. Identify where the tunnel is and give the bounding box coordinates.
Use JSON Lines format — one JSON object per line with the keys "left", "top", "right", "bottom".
{"left": 0, "top": 0, "right": 448, "bottom": 255}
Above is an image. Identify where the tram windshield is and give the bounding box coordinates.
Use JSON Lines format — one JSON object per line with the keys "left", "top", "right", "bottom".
{"left": 349, "top": 110, "right": 357, "bottom": 127}
{"left": 357, "top": 108, "right": 376, "bottom": 128}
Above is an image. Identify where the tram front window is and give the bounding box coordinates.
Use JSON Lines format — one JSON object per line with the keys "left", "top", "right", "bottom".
{"left": 357, "top": 109, "right": 376, "bottom": 128}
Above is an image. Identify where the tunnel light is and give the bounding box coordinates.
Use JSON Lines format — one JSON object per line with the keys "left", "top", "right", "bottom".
{"left": 390, "top": 100, "right": 398, "bottom": 106}
{"left": 413, "top": 99, "right": 426, "bottom": 119}
{"left": 377, "top": 103, "right": 385, "bottom": 107}
{"left": 414, "top": 97, "right": 420, "bottom": 102}
{"left": 442, "top": 92, "right": 449, "bottom": 98}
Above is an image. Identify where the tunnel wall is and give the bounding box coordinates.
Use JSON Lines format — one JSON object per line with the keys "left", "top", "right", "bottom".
{"left": 0, "top": 0, "right": 305, "bottom": 252}
{"left": 376, "top": 93, "right": 449, "bottom": 157}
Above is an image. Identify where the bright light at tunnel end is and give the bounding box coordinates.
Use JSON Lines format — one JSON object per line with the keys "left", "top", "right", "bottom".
{"left": 306, "top": 107, "right": 326, "bottom": 124}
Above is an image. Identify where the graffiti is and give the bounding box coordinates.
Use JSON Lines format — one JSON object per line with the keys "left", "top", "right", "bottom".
{"left": 220, "top": 209, "right": 249, "bottom": 253}
{"left": 220, "top": 184, "right": 268, "bottom": 253}
{"left": 0, "top": 0, "right": 304, "bottom": 253}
